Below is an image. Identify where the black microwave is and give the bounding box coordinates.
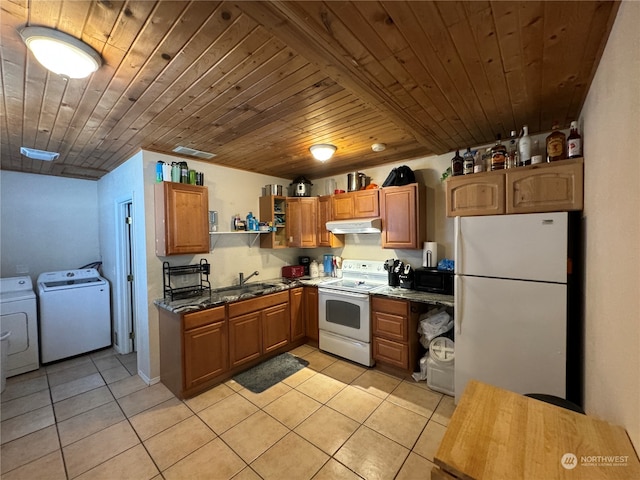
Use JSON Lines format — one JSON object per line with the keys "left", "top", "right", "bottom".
{"left": 413, "top": 268, "right": 454, "bottom": 295}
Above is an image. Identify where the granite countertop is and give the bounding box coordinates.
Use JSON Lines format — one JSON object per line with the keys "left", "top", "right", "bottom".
{"left": 371, "top": 286, "right": 454, "bottom": 307}
{"left": 155, "top": 276, "right": 454, "bottom": 314}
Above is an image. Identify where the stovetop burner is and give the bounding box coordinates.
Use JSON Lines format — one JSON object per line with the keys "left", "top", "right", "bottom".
{"left": 319, "top": 259, "right": 387, "bottom": 293}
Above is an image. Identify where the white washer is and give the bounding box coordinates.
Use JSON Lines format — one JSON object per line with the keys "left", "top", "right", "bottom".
{"left": 38, "top": 269, "right": 111, "bottom": 363}
{"left": 0, "top": 276, "right": 40, "bottom": 376}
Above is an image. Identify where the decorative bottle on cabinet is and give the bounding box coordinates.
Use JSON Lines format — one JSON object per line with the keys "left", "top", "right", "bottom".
{"left": 546, "top": 122, "right": 567, "bottom": 162}
{"left": 490, "top": 134, "right": 507, "bottom": 171}
{"left": 567, "top": 121, "right": 583, "bottom": 158}
{"left": 463, "top": 148, "right": 474, "bottom": 175}
{"left": 519, "top": 125, "right": 531, "bottom": 166}
{"left": 451, "top": 150, "right": 464, "bottom": 176}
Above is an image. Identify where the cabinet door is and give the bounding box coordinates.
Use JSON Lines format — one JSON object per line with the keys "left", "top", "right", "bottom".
{"left": 353, "top": 190, "right": 379, "bottom": 218}
{"left": 262, "top": 303, "right": 290, "bottom": 353}
{"left": 332, "top": 194, "right": 355, "bottom": 220}
{"left": 506, "top": 160, "right": 583, "bottom": 214}
{"left": 317, "top": 196, "right": 344, "bottom": 247}
{"left": 446, "top": 175, "right": 505, "bottom": 217}
{"left": 183, "top": 321, "right": 228, "bottom": 390}
{"left": 229, "top": 312, "right": 262, "bottom": 368}
{"left": 289, "top": 287, "right": 305, "bottom": 342}
{"left": 380, "top": 184, "right": 425, "bottom": 249}
{"left": 155, "top": 182, "right": 209, "bottom": 256}
{"left": 303, "top": 286, "right": 319, "bottom": 342}
{"left": 286, "top": 198, "right": 317, "bottom": 248}
{"left": 373, "top": 337, "right": 409, "bottom": 369}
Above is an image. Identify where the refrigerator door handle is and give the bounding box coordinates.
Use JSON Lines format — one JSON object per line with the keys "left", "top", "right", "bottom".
{"left": 455, "top": 275, "right": 462, "bottom": 334}
{"left": 454, "top": 216, "right": 461, "bottom": 274}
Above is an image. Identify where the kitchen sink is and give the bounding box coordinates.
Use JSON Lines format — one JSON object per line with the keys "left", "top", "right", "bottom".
{"left": 211, "top": 282, "right": 277, "bottom": 300}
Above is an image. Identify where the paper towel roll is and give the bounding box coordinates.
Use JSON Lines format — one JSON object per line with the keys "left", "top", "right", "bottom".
{"left": 422, "top": 242, "right": 438, "bottom": 268}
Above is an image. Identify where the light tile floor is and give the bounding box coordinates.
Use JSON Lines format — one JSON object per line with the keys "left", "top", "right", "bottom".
{"left": 0, "top": 344, "right": 455, "bottom": 479}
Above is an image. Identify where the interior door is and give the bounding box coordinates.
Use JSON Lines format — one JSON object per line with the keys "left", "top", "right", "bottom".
{"left": 454, "top": 275, "right": 567, "bottom": 403}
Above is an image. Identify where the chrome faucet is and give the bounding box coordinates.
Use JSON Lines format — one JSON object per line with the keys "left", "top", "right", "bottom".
{"left": 239, "top": 270, "right": 259, "bottom": 286}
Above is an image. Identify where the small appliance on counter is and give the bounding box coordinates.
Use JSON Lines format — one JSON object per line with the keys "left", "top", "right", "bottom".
{"left": 282, "top": 265, "right": 305, "bottom": 279}
{"left": 414, "top": 268, "right": 454, "bottom": 295}
{"left": 399, "top": 264, "right": 414, "bottom": 289}
{"left": 298, "top": 256, "right": 311, "bottom": 276}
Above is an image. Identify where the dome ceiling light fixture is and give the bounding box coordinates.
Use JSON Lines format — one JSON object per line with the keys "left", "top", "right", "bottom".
{"left": 19, "top": 26, "right": 102, "bottom": 79}
{"left": 310, "top": 144, "right": 337, "bottom": 162}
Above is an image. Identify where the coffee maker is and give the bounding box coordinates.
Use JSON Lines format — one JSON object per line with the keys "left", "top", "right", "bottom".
{"left": 298, "top": 256, "right": 311, "bottom": 276}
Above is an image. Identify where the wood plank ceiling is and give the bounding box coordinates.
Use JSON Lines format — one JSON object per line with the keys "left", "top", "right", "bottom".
{"left": 0, "top": 0, "right": 619, "bottom": 181}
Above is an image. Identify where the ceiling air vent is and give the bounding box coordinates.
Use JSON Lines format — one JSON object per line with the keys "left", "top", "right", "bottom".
{"left": 172, "top": 146, "right": 216, "bottom": 159}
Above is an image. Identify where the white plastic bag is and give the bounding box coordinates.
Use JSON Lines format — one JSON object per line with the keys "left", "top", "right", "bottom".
{"left": 418, "top": 308, "right": 453, "bottom": 349}
{"left": 412, "top": 353, "right": 429, "bottom": 382}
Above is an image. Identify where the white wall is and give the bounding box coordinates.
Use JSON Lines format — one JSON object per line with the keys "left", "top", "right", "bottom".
{"left": 580, "top": 0, "right": 640, "bottom": 449}
{"left": 97, "top": 153, "right": 149, "bottom": 377}
{"left": 0, "top": 171, "right": 100, "bottom": 281}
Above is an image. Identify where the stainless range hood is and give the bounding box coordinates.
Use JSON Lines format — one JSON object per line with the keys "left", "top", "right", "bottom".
{"left": 325, "top": 218, "right": 382, "bottom": 234}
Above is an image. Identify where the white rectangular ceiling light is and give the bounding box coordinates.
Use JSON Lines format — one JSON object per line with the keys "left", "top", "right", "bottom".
{"left": 20, "top": 147, "right": 60, "bottom": 161}
{"left": 172, "top": 146, "right": 216, "bottom": 159}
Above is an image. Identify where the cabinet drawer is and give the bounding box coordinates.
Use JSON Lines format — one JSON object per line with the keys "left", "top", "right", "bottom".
{"left": 184, "top": 306, "right": 226, "bottom": 330}
{"left": 373, "top": 312, "right": 407, "bottom": 342}
{"left": 372, "top": 296, "right": 409, "bottom": 317}
{"left": 373, "top": 336, "right": 408, "bottom": 369}
{"left": 228, "top": 291, "right": 289, "bottom": 318}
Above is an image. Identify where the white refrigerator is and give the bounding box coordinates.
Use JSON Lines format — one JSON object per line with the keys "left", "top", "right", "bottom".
{"left": 454, "top": 212, "right": 581, "bottom": 404}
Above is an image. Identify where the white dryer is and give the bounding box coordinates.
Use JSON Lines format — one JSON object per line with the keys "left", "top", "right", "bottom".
{"left": 0, "top": 276, "right": 40, "bottom": 376}
{"left": 38, "top": 269, "right": 111, "bottom": 363}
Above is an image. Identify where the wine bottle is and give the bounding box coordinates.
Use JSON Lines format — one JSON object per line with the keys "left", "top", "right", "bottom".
{"left": 567, "top": 121, "right": 582, "bottom": 158}
{"left": 463, "top": 148, "right": 474, "bottom": 175}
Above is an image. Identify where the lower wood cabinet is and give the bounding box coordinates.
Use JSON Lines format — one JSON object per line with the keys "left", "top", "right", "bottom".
{"left": 158, "top": 305, "right": 228, "bottom": 398}
{"left": 289, "top": 287, "right": 305, "bottom": 342}
{"left": 228, "top": 311, "right": 262, "bottom": 369}
{"left": 371, "top": 296, "right": 429, "bottom": 373}
{"left": 228, "top": 290, "right": 290, "bottom": 368}
{"left": 158, "top": 287, "right": 319, "bottom": 399}
{"left": 304, "top": 286, "right": 319, "bottom": 343}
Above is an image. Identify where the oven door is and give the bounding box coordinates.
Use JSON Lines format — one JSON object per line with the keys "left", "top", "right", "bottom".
{"left": 318, "top": 288, "right": 370, "bottom": 342}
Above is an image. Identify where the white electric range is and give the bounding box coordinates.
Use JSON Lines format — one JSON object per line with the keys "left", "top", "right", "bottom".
{"left": 317, "top": 260, "right": 387, "bottom": 366}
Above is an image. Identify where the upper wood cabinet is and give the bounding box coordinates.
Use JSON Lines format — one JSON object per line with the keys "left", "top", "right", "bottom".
{"left": 286, "top": 197, "right": 317, "bottom": 248}
{"left": 155, "top": 182, "right": 209, "bottom": 256}
{"left": 445, "top": 175, "right": 505, "bottom": 217}
{"left": 446, "top": 158, "right": 583, "bottom": 217}
{"left": 317, "top": 195, "right": 344, "bottom": 248}
{"left": 506, "top": 159, "right": 584, "bottom": 214}
{"left": 259, "top": 195, "right": 288, "bottom": 249}
{"left": 380, "top": 183, "right": 426, "bottom": 249}
{"left": 332, "top": 190, "right": 379, "bottom": 220}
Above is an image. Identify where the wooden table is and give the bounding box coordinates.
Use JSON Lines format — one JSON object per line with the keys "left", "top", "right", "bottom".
{"left": 433, "top": 380, "right": 640, "bottom": 480}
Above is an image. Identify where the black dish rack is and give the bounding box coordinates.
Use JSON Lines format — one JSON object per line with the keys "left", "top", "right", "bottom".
{"left": 163, "top": 259, "right": 211, "bottom": 301}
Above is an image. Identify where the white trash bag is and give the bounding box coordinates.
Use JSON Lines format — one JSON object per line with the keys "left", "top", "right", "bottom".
{"left": 418, "top": 308, "right": 453, "bottom": 349}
